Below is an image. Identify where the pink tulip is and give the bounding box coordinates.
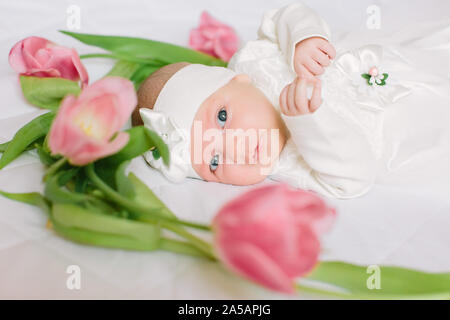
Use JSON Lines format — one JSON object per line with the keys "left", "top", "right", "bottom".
{"left": 9, "top": 36, "right": 88, "bottom": 87}
{"left": 212, "top": 183, "right": 336, "bottom": 294}
{"left": 48, "top": 77, "right": 137, "bottom": 165}
{"left": 189, "top": 11, "right": 239, "bottom": 62}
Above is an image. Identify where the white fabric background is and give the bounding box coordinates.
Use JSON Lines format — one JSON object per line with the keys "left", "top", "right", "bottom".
{"left": 0, "top": 0, "right": 449, "bottom": 299}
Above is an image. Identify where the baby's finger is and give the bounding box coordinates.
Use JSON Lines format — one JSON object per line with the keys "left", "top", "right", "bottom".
{"left": 296, "top": 63, "right": 316, "bottom": 81}
{"left": 286, "top": 80, "right": 297, "bottom": 114}
{"left": 279, "top": 85, "right": 289, "bottom": 115}
{"left": 313, "top": 50, "right": 331, "bottom": 67}
{"left": 294, "top": 78, "right": 309, "bottom": 114}
{"left": 309, "top": 80, "right": 322, "bottom": 113}
{"left": 319, "top": 41, "right": 336, "bottom": 60}
{"left": 305, "top": 59, "right": 324, "bottom": 76}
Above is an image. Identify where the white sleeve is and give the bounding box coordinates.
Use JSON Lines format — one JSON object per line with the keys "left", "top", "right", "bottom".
{"left": 281, "top": 103, "right": 377, "bottom": 199}
{"left": 257, "top": 2, "right": 331, "bottom": 72}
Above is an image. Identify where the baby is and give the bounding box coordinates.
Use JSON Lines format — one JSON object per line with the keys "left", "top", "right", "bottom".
{"left": 132, "top": 2, "right": 450, "bottom": 199}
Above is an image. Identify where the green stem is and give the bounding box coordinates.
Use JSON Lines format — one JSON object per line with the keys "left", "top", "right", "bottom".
{"left": 85, "top": 164, "right": 215, "bottom": 258}
{"left": 295, "top": 283, "right": 450, "bottom": 300}
{"left": 160, "top": 238, "right": 215, "bottom": 260}
{"left": 295, "top": 283, "right": 353, "bottom": 299}
{"left": 79, "top": 53, "right": 118, "bottom": 60}
{"left": 80, "top": 53, "right": 162, "bottom": 66}
{"left": 43, "top": 157, "right": 67, "bottom": 181}
{"left": 85, "top": 164, "right": 210, "bottom": 230}
{"left": 158, "top": 222, "right": 215, "bottom": 259}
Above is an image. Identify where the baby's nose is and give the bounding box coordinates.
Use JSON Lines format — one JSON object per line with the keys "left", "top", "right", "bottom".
{"left": 223, "top": 134, "right": 259, "bottom": 165}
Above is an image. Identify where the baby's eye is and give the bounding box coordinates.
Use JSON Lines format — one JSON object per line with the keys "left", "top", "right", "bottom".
{"left": 217, "top": 107, "right": 227, "bottom": 128}
{"left": 209, "top": 154, "right": 220, "bottom": 172}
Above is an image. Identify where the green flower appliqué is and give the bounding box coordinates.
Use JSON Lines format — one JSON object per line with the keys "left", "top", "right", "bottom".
{"left": 150, "top": 146, "right": 161, "bottom": 160}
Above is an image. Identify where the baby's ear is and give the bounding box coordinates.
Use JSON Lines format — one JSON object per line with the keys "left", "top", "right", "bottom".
{"left": 232, "top": 73, "right": 251, "bottom": 84}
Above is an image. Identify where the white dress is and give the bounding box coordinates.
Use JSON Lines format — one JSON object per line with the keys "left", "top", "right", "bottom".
{"left": 228, "top": 2, "right": 450, "bottom": 199}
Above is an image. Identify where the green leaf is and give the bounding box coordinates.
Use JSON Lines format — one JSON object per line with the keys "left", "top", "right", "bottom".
{"left": 115, "top": 161, "right": 135, "bottom": 198}
{"left": 152, "top": 148, "right": 161, "bottom": 160}
{"left": 101, "top": 126, "right": 168, "bottom": 165}
{"left": 45, "top": 170, "right": 119, "bottom": 216}
{"left": 1, "top": 138, "right": 43, "bottom": 154}
{"left": 130, "top": 64, "right": 162, "bottom": 90}
{"left": 20, "top": 76, "right": 81, "bottom": 110}
{"left": 60, "top": 31, "right": 227, "bottom": 67}
{"left": 0, "top": 190, "right": 50, "bottom": 214}
{"left": 0, "top": 142, "right": 8, "bottom": 153}
{"left": 128, "top": 172, "right": 173, "bottom": 217}
{"left": 95, "top": 126, "right": 169, "bottom": 187}
{"left": 35, "top": 143, "right": 57, "bottom": 166}
{"left": 145, "top": 128, "right": 169, "bottom": 166}
{"left": 376, "top": 73, "right": 389, "bottom": 86}
{"left": 361, "top": 73, "right": 372, "bottom": 86}
{"left": 57, "top": 168, "right": 80, "bottom": 186}
{"left": 51, "top": 203, "right": 160, "bottom": 250}
{"left": 74, "top": 170, "right": 89, "bottom": 194}
{"left": 44, "top": 172, "right": 88, "bottom": 205}
{"left": 0, "top": 112, "right": 55, "bottom": 170}
{"left": 303, "top": 261, "right": 450, "bottom": 299}
{"left": 52, "top": 221, "right": 161, "bottom": 251}
{"left": 105, "top": 60, "right": 140, "bottom": 79}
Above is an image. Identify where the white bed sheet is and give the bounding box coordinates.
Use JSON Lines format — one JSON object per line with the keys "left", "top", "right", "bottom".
{"left": 0, "top": 0, "right": 449, "bottom": 299}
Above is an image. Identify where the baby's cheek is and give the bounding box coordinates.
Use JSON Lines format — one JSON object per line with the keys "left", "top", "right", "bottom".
{"left": 221, "top": 164, "right": 268, "bottom": 186}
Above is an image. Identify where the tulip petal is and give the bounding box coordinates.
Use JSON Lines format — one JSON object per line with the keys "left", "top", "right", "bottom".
{"left": 23, "top": 37, "right": 54, "bottom": 56}
{"left": 34, "top": 48, "right": 52, "bottom": 66}
{"left": 286, "top": 188, "right": 337, "bottom": 235}
{"left": 70, "top": 132, "right": 129, "bottom": 166}
{"left": 189, "top": 11, "right": 239, "bottom": 61}
{"left": 214, "top": 32, "right": 239, "bottom": 62}
{"left": 216, "top": 242, "right": 295, "bottom": 294}
{"left": 71, "top": 49, "right": 89, "bottom": 87}
{"left": 283, "top": 224, "right": 321, "bottom": 278}
{"left": 74, "top": 94, "right": 120, "bottom": 138}
{"left": 77, "top": 77, "right": 136, "bottom": 128}
{"left": 9, "top": 37, "right": 51, "bottom": 73}
{"left": 48, "top": 95, "right": 79, "bottom": 155}
{"left": 48, "top": 77, "right": 136, "bottom": 166}
{"left": 44, "top": 47, "right": 81, "bottom": 82}
{"left": 9, "top": 40, "right": 28, "bottom": 73}
{"left": 28, "top": 68, "right": 61, "bottom": 78}
{"left": 212, "top": 183, "right": 336, "bottom": 294}
{"left": 8, "top": 36, "right": 88, "bottom": 85}
{"left": 189, "top": 29, "right": 206, "bottom": 49}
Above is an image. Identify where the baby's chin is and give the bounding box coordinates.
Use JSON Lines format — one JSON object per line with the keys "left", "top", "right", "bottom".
{"left": 200, "top": 163, "right": 274, "bottom": 186}
{"left": 226, "top": 173, "right": 268, "bottom": 186}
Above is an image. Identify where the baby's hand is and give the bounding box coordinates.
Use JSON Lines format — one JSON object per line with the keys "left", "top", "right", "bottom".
{"left": 279, "top": 77, "right": 322, "bottom": 116}
{"left": 293, "top": 37, "right": 336, "bottom": 80}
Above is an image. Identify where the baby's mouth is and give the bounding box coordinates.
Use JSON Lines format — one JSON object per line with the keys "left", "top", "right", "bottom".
{"left": 253, "top": 143, "right": 259, "bottom": 163}
{"left": 251, "top": 136, "right": 263, "bottom": 164}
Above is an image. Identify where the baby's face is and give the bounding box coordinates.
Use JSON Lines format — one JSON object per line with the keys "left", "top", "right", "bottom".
{"left": 190, "top": 74, "right": 288, "bottom": 185}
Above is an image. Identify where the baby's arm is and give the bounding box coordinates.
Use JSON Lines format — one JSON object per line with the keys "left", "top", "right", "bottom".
{"left": 279, "top": 78, "right": 376, "bottom": 199}
{"left": 257, "top": 2, "right": 334, "bottom": 78}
